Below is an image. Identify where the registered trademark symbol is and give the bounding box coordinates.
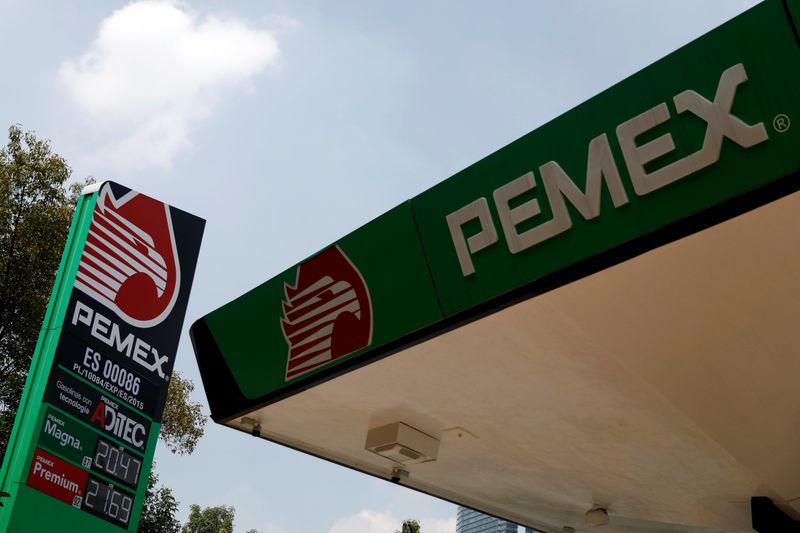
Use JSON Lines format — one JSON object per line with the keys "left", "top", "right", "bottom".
{"left": 773, "top": 114, "right": 790, "bottom": 133}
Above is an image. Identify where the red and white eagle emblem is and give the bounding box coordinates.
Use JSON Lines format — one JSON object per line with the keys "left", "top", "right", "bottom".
{"left": 74, "top": 184, "right": 180, "bottom": 328}
{"left": 280, "top": 246, "right": 372, "bottom": 380}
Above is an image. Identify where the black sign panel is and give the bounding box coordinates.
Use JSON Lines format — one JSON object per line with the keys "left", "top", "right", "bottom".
{"left": 59, "top": 181, "right": 205, "bottom": 421}
{"left": 82, "top": 475, "right": 135, "bottom": 529}
{"left": 91, "top": 437, "right": 143, "bottom": 489}
{"left": 53, "top": 328, "right": 162, "bottom": 418}
{"left": 44, "top": 366, "right": 151, "bottom": 453}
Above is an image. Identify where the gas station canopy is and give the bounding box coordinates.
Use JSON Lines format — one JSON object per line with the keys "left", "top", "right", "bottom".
{"left": 191, "top": 2, "right": 800, "bottom": 532}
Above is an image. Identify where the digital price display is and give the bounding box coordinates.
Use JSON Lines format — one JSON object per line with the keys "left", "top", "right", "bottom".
{"left": 93, "top": 438, "right": 142, "bottom": 488}
{"left": 82, "top": 476, "right": 134, "bottom": 528}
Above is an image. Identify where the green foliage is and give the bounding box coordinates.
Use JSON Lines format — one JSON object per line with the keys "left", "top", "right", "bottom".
{"left": 161, "top": 370, "right": 207, "bottom": 455}
{"left": 138, "top": 467, "right": 181, "bottom": 533}
{"left": 138, "top": 371, "right": 207, "bottom": 530}
{"left": 0, "top": 124, "right": 82, "bottom": 454}
{"left": 396, "top": 519, "right": 421, "bottom": 533}
{"left": 141, "top": 371, "right": 206, "bottom": 529}
{"left": 181, "top": 504, "right": 235, "bottom": 533}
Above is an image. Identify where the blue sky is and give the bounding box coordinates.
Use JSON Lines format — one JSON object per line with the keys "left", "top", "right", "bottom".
{"left": 0, "top": 1, "right": 758, "bottom": 531}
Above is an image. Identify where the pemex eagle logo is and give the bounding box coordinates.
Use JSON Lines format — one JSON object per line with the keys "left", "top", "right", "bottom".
{"left": 280, "top": 246, "right": 373, "bottom": 381}
{"left": 74, "top": 184, "right": 181, "bottom": 328}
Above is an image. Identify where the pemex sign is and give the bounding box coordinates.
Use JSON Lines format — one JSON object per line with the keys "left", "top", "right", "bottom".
{"left": 0, "top": 182, "right": 204, "bottom": 532}
{"left": 445, "top": 63, "right": 768, "bottom": 278}
{"left": 192, "top": 0, "right": 800, "bottom": 422}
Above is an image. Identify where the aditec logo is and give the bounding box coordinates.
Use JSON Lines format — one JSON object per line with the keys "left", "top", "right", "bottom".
{"left": 280, "top": 246, "right": 372, "bottom": 380}
{"left": 75, "top": 184, "right": 181, "bottom": 328}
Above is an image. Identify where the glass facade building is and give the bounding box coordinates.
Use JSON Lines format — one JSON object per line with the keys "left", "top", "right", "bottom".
{"left": 455, "top": 507, "right": 541, "bottom": 533}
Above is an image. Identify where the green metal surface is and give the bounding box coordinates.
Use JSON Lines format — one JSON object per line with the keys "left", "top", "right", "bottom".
{"left": 412, "top": 0, "right": 800, "bottom": 315}
{"left": 203, "top": 202, "right": 442, "bottom": 399}
{"left": 785, "top": 0, "right": 800, "bottom": 32}
{"left": 193, "top": 0, "right": 800, "bottom": 419}
{"left": 37, "top": 407, "right": 98, "bottom": 467}
{"left": 0, "top": 192, "right": 97, "bottom": 531}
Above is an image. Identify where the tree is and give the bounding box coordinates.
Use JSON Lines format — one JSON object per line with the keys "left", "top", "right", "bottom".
{"left": 0, "top": 125, "right": 207, "bottom": 530}
{"left": 138, "top": 466, "right": 181, "bottom": 533}
{"left": 181, "top": 504, "right": 235, "bottom": 533}
{"left": 396, "top": 519, "right": 421, "bottom": 533}
{"left": 140, "top": 371, "right": 208, "bottom": 533}
{"left": 161, "top": 370, "right": 206, "bottom": 455}
{"left": 0, "top": 124, "right": 82, "bottom": 454}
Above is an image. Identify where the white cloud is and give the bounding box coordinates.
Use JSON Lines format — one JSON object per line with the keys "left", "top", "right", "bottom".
{"left": 328, "top": 510, "right": 397, "bottom": 533}
{"left": 257, "top": 523, "right": 289, "bottom": 533}
{"left": 263, "top": 13, "right": 302, "bottom": 32}
{"left": 59, "top": 0, "right": 279, "bottom": 171}
{"left": 425, "top": 516, "right": 457, "bottom": 533}
{"left": 328, "top": 510, "right": 456, "bottom": 533}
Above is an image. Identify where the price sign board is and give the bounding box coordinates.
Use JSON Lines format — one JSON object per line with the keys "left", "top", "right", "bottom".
{"left": 0, "top": 182, "right": 204, "bottom": 532}
{"left": 43, "top": 366, "right": 151, "bottom": 454}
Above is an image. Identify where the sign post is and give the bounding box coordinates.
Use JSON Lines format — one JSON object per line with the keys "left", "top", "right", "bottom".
{"left": 0, "top": 182, "right": 204, "bottom": 532}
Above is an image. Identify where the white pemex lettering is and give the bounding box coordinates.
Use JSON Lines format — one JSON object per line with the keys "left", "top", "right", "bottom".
{"left": 71, "top": 300, "right": 170, "bottom": 379}
{"left": 32, "top": 457, "right": 80, "bottom": 493}
{"left": 448, "top": 63, "right": 768, "bottom": 277}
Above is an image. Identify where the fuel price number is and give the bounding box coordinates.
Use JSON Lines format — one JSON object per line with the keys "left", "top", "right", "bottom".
{"left": 83, "top": 476, "right": 134, "bottom": 527}
{"left": 93, "top": 438, "right": 142, "bottom": 487}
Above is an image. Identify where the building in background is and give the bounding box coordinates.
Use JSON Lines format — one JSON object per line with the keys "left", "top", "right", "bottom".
{"left": 456, "top": 507, "right": 541, "bottom": 533}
